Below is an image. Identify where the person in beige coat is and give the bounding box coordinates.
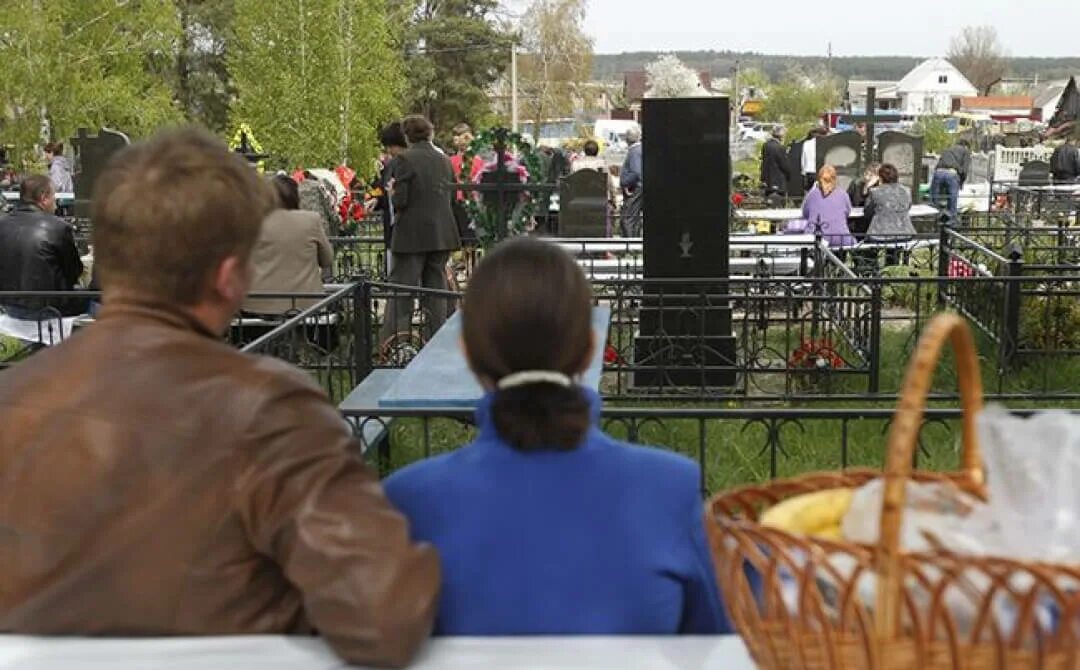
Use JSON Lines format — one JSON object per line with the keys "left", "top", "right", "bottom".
{"left": 244, "top": 174, "right": 335, "bottom": 316}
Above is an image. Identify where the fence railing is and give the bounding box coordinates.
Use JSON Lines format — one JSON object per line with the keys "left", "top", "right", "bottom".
{"left": 8, "top": 262, "right": 1080, "bottom": 402}
{"left": 342, "top": 403, "right": 1069, "bottom": 491}
{"left": 239, "top": 284, "right": 363, "bottom": 403}
{"left": 357, "top": 274, "right": 1080, "bottom": 402}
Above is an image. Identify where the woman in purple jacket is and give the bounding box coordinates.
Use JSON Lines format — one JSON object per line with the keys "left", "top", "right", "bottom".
{"left": 801, "top": 165, "right": 855, "bottom": 249}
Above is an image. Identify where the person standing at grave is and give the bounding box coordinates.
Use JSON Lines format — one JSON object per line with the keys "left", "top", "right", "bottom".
{"left": 930, "top": 139, "right": 971, "bottom": 223}
{"left": 384, "top": 237, "right": 736, "bottom": 636}
{"left": 43, "top": 142, "right": 73, "bottom": 194}
{"left": 1050, "top": 136, "right": 1080, "bottom": 184}
{"left": 760, "top": 126, "right": 791, "bottom": 206}
{"left": 373, "top": 121, "right": 409, "bottom": 270}
{"left": 619, "top": 125, "right": 643, "bottom": 236}
{"left": 801, "top": 165, "right": 855, "bottom": 249}
{"left": 0, "top": 129, "right": 440, "bottom": 667}
{"left": 800, "top": 127, "right": 828, "bottom": 192}
{"left": 0, "top": 175, "right": 85, "bottom": 317}
{"left": 380, "top": 115, "right": 461, "bottom": 346}
{"left": 572, "top": 140, "right": 606, "bottom": 173}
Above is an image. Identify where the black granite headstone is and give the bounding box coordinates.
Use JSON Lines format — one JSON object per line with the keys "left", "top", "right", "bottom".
{"left": 1018, "top": 161, "right": 1051, "bottom": 186}
{"left": 634, "top": 97, "right": 735, "bottom": 387}
{"left": 877, "top": 131, "right": 924, "bottom": 202}
{"left": 71, "top": 127, "right": 130, "bottom": 219}
{"left": 558, "top": 170, "right": 608, "bottom": 237}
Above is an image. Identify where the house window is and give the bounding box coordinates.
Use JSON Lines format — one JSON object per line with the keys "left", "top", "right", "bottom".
{"left": 938, "top": 75, "right": 948, "bottom": 84}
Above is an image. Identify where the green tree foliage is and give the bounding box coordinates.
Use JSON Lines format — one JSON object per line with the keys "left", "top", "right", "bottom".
{"left": 176, "top": 0, "right": 234, "bottom": 132}
{"left": 760, "top": 71, "right": 840, "bottom": 142}
{"left": 231, "top": 0, "right": 404, "bottom": 170}
{"left": 0, "top": 0, "right": 182, "bottom": 166}
{"left": 913, "top": 117, "right": 951, "bottom": 154}
{"left": 517, "top": 0, "right": 593, "bottom": 132}
{"left": 401, "top": 0, "right": 511, "bottom": 139}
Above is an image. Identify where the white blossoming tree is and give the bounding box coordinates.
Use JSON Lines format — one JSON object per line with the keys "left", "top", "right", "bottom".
{"left": 645, "top": 54, "right": 704, "bottom": 98}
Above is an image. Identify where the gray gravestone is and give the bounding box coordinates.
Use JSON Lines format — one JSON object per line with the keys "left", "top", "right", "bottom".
{"left": 968, "top": 153, "right": 991, "bottom": 186}
{"left": 1018, "top": 161, "right": 1051, "bottom": 186}
{"left": 877, "top": 131, "right": 924, "bottom": 202}
{"left": 71, "top": 127, "right": 130, "bottom": 219}
{"left": 558, "top": 170, "right": 608, "bottom": 237}
{"left": 816, "top": 131, "right": 863, "bottom": 194}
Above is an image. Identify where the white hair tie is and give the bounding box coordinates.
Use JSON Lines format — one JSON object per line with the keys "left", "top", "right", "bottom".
{"left": 496, "top": 370, "right": 573, "bottom": 390}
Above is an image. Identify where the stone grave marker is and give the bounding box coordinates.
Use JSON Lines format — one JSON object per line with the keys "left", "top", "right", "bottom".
{"left": 877, "top": 131, "right": 925, "bottom": 201}
{"left": 817, "top": 131, "right": 863, "bottom": 194}
{"left": 634, "top": 97, "right": 735, "bottom": 387}
{"left": 558, "top": 169, "right": 608, "bottom": 237}
{"left": 71, "top": 127, "right": 130, "bottom": 219}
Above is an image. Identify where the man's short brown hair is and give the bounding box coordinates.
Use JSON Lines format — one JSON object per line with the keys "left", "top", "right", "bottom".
{"left": 402, "top": 116, "right": 434, "bottom": 144}
{"left": 92, "top": 127, "right": 273, "bottom": 305}
{"left": 20, "top": 174, "right": 53, "bottom": 205}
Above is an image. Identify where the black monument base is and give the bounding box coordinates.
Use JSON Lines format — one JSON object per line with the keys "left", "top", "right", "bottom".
{"left": 633, "top": 333, "right": 737, "bottom": 387}
{"left": 633, "top": 294, "right": 736, "bottom": 388}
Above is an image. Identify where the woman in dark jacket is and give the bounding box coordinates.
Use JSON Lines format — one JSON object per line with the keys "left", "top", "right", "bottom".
{"left": 864, "top": 163, "right": 915, "bottom": 240}
{"left": 384, "top": 238, "right": 734, "bottom": 636}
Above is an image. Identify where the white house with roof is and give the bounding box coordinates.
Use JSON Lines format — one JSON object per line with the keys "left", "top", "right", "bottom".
{"left": 895, "top": 58, "right": 977, "bottom": 115}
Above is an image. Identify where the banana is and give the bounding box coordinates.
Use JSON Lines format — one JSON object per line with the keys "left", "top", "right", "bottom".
{"left": 761, "top": 488, "right": 855, "bottom": 538}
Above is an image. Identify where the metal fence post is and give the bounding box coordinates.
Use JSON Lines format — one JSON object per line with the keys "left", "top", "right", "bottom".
{"left": 1001, "top": 246, "right": 1024, "bottom": 369}
{"left": 354, "top": 280, "right": 373, "bottom": 383}
{"left": 868, "top": 280, "right": 882, "bottom": 394}
{"left": 936, "top": 224, "right": 950, "bottom": 309}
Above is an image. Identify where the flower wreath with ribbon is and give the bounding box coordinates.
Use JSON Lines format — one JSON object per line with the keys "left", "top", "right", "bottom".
{"left": 458, "top": 127, "right": 545, "bottom": 248}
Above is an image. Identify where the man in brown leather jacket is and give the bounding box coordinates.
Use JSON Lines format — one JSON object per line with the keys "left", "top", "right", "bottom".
{"left": 0, "top": 129, "right": 440, "bottom": 667}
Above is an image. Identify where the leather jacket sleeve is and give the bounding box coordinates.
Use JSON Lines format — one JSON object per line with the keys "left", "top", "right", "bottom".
{"left": 57, "top": 224, "right": 84, "bottom": 288}
{"left": 235, "top": 366, "right": 440, "bottom": 667}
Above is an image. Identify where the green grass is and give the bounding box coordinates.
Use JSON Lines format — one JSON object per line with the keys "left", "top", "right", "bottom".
{"left": 375, "top": 322, "right": 1080, "bottom": 494}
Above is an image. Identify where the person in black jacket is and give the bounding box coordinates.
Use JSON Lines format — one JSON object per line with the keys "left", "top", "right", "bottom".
{"left": 0, "top": 174, "right": 85, "bottom": 317}
{"left": 379, "top": 115, "right": 461, "bottom": 345}
{"left": 760, "top": 126, "right": 791, "bottom": 206}
{"left": 1050, "top": 137, "right": 1080, "bottom": 184}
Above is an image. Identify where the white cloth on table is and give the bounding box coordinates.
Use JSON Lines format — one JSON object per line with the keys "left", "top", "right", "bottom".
{"left": 0, "top": 635, "right": 756, "bottom": 670}
{"left": 0, "top": 312, "right": 81, "bottom": 346}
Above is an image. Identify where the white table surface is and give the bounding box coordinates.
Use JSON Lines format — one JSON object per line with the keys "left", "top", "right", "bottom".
{"left": 734, "top": 204, "right": 939, "bottom": 221}
{"left": 0, "top": 635, "right": 755, "bottom": 670}
{"left": 2, "top": 191, "right": 75, "bottom": 202}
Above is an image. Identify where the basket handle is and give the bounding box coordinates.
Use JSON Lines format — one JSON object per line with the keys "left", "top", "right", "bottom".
{"left": 873, "top": 313, "right": 985, "bottom": 640}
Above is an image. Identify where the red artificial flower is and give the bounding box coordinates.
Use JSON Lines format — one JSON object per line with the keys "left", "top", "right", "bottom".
{"left": 731, "top": 193, "right": 745, "bottom": 207}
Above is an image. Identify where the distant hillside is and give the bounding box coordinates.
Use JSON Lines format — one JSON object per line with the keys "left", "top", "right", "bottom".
{"left": 592, "top": 51, "right": 1080, "bottom": 84}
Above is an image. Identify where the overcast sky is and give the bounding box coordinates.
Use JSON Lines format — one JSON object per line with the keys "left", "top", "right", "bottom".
{"left": 583, "top": 0, "right": 1080, "bottom": 57}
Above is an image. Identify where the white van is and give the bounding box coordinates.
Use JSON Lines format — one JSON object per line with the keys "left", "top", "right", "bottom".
{"left": 593, "top": 119, "right": 640, "bottom": 150}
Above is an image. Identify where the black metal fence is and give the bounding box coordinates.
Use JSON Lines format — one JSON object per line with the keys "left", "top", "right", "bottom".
{"left": 354, "top": 272, "right": 1080, "bottom": 403}
{"left": 0, "top": 288, "right": 359, "bottom": 382}
{"left": 238, "top": 284, "right": 363, "bottom": 402}
{"left": 342, "top": 403, "right": 1048, "bottom": 492}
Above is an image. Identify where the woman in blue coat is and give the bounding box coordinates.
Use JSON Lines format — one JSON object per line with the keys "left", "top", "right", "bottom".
{"left": 384, "top": 237, "right": 733, "bottom": 636}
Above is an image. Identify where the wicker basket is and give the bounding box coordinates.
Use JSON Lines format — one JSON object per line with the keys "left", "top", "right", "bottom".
{"left": 707, "top": 313, "right": 1080, "bottom": 669}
